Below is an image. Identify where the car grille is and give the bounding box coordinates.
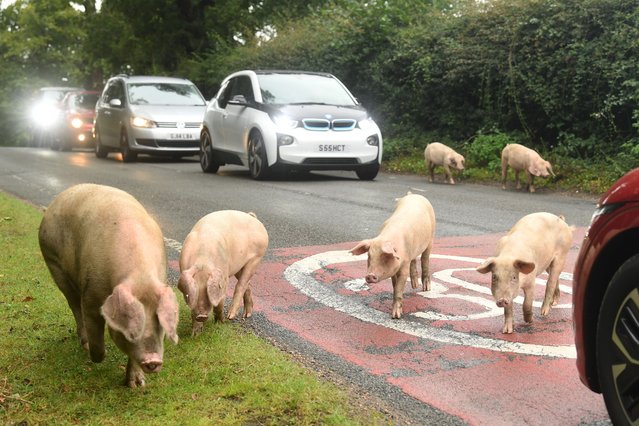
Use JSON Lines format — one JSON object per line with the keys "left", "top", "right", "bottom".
{"left": 302, "top": 158, "right": 359, "bottom": 165}
{"left": 155, "top": 122, "right": 201, "bottom": 129}
{"left": 302, "top": 118, "right": 356, "bottom": 131}
{"left": 136, "top": 139, "right": 199, "bottom": 148}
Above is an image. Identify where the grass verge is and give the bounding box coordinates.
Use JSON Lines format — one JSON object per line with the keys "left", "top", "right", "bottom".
{"left": 0, "top": 191, "right": 387, "bottom": 425}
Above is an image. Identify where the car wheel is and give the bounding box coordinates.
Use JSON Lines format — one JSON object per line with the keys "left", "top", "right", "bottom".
{"left": 356, "top": 164, "right": 379, "bottom": 180}
{"left": 200, "top": 130, "right": 219, "bottom": 173}
{"left": 248, "top": 131, "right": 270, "bottom": 180}
{"left": 597, "top": 253, "right": 639, "bottom": 425}
{"left": 94, "top": 128, "right": 108, "bottom": 159}
{"left": 120, "top": 129, "right": 137, "bottom": 163}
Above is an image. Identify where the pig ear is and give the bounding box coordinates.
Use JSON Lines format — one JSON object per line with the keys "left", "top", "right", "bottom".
{"left": 177, "top": 269, "right": 198, "bottom": 310}
{"left": 476, "top": 258, "right": 495, "bottom": 274}
{"left": 101, "top": 284, "right": 145, "bottom": 342}
{"left": 514, "top": 260, "right": 535, "bottom": 275}
{"left": 157, "top": 286, "right": 179, "bottom": 345}
{"left": 381, "top": 241, "right": 400, "bottom": 260}
{"left": 206, "top": 269, "right": 227, "bottom": 307}
{"left": 528, "top": 164, "right": 541, "bottom": 176}
{"left": 349, "top": 240, "right": 371, "bottom": 256}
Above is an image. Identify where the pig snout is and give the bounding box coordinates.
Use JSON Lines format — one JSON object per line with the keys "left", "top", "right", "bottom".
{"left": 141, "top": 356, "right": 163, "bottom": 373}
{"left": 195, "top": 314, "right": 208, "bottom": 322}
{"left": 496, "top": 298, "right": 511, "bottom": 307}
{"left": 365, "top": 273, "right": 379, "bottom": 284}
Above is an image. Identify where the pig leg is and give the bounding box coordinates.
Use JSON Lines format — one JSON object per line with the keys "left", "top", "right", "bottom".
{"left": 522, "top": 284, "right": 534, "bottom": 324}
{"left": 213, "top": 302, "right": 225, "bottom": 323}
{"left": 243, "top": 287, "right": 254, "bottom": 318}
{"left": 126, "top": 358, "right": 146, "bottom": 388}
{"left": 82, "top": 307, "right": 106, "bottom": 363}
{"left": 420, "top": 247, "right": 432, "bottom": 291}
{"left": 409, "top": 259, "right": 419, "bottom": 289}
{"left": 228, "top": 258, "right": 261, "bottom": 319}
{"left": 541, "top": 261, "right": 562, "bottom": 315}
{"left": 427, "top": 162, "right": 435, "bottom": 183}
{"left": 502, "top": 304, "right": 514, "bottom": 334}
{"left": 191, "top": 312, "right": 205, "bottom": 336}
{"left": 49, "top": 265, "right": 88, "bottom": 349}
{"left": 391, "top": 272, "right": 409, "bottom": 319}
{"left": 514, "top": 170, "right": 522, "bottom": 190}
{"left": 501, "top": 160, "right": 509, "bottom": 189}
{"left": 443, "top": 163, "right": 454, "bottom": 184}
{"left": 527, "top": 173, "right": 536, "bottom": 193}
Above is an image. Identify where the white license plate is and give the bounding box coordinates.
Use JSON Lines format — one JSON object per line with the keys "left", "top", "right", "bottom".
{"left": 169, "top": 133, "right": 194, "bottom": 140}
{"left": 318, "top": 144, "right": 347, "bottom": 152}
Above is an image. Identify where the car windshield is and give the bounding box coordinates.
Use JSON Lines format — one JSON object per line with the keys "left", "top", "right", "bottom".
{"left": 40, "top": 90, "right": 69, "bottom": 103}
{"left": 71, "top": 93, "right": 99, "bottom": 110}
{"left": 257, "top": 73, "right": 357, "bottom": 106}
{"left": 127, "top": 83, "right": 206, "bottom": 106}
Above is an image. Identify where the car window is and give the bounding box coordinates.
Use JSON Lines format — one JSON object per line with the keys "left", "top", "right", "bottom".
{"left": 71, "top": 93, "right": 99, "bottom": 110}
{"left": 103, "top": 80, "right": 124, "bottom": 104}
{"left": 257, "top": 73, "right": 357, "bottom": 106}
{"left": 127, "top": 83, "right": 206, "bottom": 106}
{"left": 216, "top": 79, "right": 233, "bottom": 108}
{"left": 229, "top": 76, "right": 255, "bottom": 102}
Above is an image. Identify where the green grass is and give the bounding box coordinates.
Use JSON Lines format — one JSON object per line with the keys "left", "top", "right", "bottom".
{"left": 383, "top": 149, "right": 631, "bottom": 195}
{"left": 0, "top": 192, "right": 387, "bottom": 425}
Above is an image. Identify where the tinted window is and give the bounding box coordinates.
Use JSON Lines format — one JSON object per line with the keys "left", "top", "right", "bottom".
{"left": 104, "top": 80, "right": 124, "bottom": 104}
{"left": 127, "top": 83, "right": 206, "bottom": 106}
{"left": 257, "top": 73, "right": 357, "bottom": 106}
{"left": 70, "top": 93, "right": 99, "bottom": 110}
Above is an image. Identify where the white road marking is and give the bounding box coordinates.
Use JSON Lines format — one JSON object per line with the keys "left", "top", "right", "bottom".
{"left": 284, "top": 250, "right": 576, "bottom": 359}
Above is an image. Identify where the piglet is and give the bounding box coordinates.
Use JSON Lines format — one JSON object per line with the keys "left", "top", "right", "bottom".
{"left": 178, "top": 210, "right": 269, "bottom": 336}
{"left": 476, "top": 212, "right": 573, "bottom": 333}
{"left": 501, "top": 143, "right": 555, "bottom": 193}
{"left": 424, "top": 142, "right": 465, "bottom": 184}
{"left": 38, "top": 184, "right": 179, "bottom": 388}
{"left": 350, "top": 192, "right": 436, "bottom": 319}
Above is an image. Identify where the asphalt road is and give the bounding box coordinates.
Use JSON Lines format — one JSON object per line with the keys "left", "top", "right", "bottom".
{"left": 0, "top": 147, "right": 608, "bottom": 425}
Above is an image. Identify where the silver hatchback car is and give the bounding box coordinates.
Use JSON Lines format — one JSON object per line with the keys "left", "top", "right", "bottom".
{"left": 200, "top": 70, "right": 383, "bottom": 179}
{"left": 94, "top": 75, "right": 207, "bottom": 162}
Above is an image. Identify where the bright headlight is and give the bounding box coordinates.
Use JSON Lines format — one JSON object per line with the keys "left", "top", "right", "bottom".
{"left": 358, "top": 118, "right": 375, "bottom": 130}
{"left": 272, "top": 114, "right": 298, "bottom": 129}
{"left": 70, "top": 117, "right": 83, "bottom": 128}
{"left": 131, "top": 116, "right": 156, "bottom": 128}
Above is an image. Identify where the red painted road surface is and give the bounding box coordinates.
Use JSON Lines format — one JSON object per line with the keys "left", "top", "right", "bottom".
{"left": 178, "top": 228, "right": 610, "bottom": 425}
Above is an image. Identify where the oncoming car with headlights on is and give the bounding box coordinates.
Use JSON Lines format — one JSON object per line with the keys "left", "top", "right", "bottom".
{"left": 94, "top": 75, "right": 207, "bottom": 162}
{"left": 200, "top": 70, "right": 383, "bottom": 180}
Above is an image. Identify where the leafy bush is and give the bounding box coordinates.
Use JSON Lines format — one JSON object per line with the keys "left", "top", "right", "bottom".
{"left": 465, "top": 131, "right": 518, "bottom": 172}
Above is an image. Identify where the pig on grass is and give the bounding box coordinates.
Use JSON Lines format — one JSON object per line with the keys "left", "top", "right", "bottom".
{"left": 350, "top": 192, "right": 436, "bottom": 319}
{"left": 178, "top": 210, "right": 269, "bottom": 336}
{"left": 501, "top": 143, "right": 555, "bottom": 193}
{"left": 476, "top": 212, "right": 573, "bottom": 334}
{"left": 38, "top": 184, "right": 179, "bottom": 388}
{"left": 424, "top": 142, "right": 465, "bottom": 184}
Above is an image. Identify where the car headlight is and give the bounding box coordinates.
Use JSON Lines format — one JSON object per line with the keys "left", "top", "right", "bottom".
{"left": 271, "top": 114, "right": 298, "bottom": 129}
{"left": 366, "top": 135, "right": 379, "bottom": 146}
{"left": 131, "top": 116, "right": 156, "bottom": 128}
{"left": 358, "top": 117, "right": 376, "bottom": 131}
{"left": 70, "top": 117, "right": 83, "bottom": 129}
{"left": 277, "top": 133, "right": 294, "bottom": 146}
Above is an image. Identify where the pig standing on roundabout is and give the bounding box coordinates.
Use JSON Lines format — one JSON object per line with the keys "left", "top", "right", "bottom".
{"left": 476, "top": 212, "right": 573, "bottom": 333}
{"left": 38, "top": 184, "right": 179, "bottom": 388}
{"left": 350, "top": 192, "right": 436, "bottom": 319}
{"left": 178, "top": 210, "right": 269, "bottom": 336}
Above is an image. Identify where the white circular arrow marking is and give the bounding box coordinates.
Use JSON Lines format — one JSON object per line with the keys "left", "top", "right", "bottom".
{"left": 284, "top": 250, "right": 576, "bottom": 359}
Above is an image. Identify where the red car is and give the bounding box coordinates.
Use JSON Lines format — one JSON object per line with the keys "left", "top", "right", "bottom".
{"left": 573, "top": 167, "right": 639, "bottom": 425}
{"left": 51, "top": 90, "right": 100, "bottom": 151}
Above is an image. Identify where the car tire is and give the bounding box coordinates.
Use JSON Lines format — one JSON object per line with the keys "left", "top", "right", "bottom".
{"left": 94, "top": 128, "right": 108, "bottom": 159}
{"left": 120, "top": 129, "right": 137, "bottom": 163}
{"left": 248, "top": 131, "right": 270, "bottom": 180}
{"left": 200, "top": 130, "right": 219, "bottom": 173}
{"left": 356, "top": 164, "right": 379, "bottom": 180}
{"left": 596, "top": 253, "right": 639, "bottom": 426}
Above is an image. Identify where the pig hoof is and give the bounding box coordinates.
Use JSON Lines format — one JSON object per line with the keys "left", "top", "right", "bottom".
{"left": 502, "top": 323, "right": 514, "bottom": 333}
{"left": 541, "top": 306, "right": 551, "bottom": 316}
{"left": 524, "top": 313, "right": 533, "bottom": 323}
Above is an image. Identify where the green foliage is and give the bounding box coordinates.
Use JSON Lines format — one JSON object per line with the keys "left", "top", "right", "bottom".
{"left": 465, "top": 131, "right": 517, "bottom": 172}
{"left": 0, "top": 192, "right": 385, "bottom": 425}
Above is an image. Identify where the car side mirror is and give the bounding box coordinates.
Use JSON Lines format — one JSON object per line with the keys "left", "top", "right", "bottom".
{"left": 108, "top": 98, "right": 122, "bottom": 108}
{"left": 228, "top": 95, "right": 248, "bottom": 106}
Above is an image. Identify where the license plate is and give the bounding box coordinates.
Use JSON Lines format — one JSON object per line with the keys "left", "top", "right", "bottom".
{"left": 169, "top": 133, "right": 194, "bottom": 140}
{"left": 318, "top": 144, "right": 347, "bottom": 152}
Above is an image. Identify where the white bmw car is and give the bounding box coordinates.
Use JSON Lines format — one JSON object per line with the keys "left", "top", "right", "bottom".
{"left": 200, "top": 70, "right": 383, "bottom": 180}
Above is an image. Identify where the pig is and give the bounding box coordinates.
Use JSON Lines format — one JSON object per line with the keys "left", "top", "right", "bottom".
{"left": 178, "top": 210, "right": 269, "bottom": 336}
{"left": 475, "top": 212, "right": 573, "bottom": 334}
{"left": 501, "top": 143, "right": 555, "bottom": 193}
{"left": 424, "top": 142, "right": 465, "bottom": 184}
{"left": 350, "top": 192, "right": 436, "bottom": 319}
{"left": 38, "top": 184, "right": 179, "bottom": 388}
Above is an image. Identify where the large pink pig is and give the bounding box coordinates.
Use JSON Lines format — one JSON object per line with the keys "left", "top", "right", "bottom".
{"left": 350, "top": 193, "right": 436, "bottom": 319}
{"left": 424, "top": 142, "right": 465, "bottom": 184}
{"left": 476, "top": 212, "right": 573, "bottom": 333}
{"left": 501, "top": 143, "right": 555, "bottom": 192}
{"left": 38, "top": 184, "right": 179, "bottom": 388}
{"left": 178, "top": 210, "right": 269, "bottom": 336}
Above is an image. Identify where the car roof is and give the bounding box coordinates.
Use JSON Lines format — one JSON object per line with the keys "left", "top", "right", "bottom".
{"left": 112, "top": 75, "right": 196, "bottom": 84}
{"left": 38, "top": 86, "right": 83, "bottom": 91}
